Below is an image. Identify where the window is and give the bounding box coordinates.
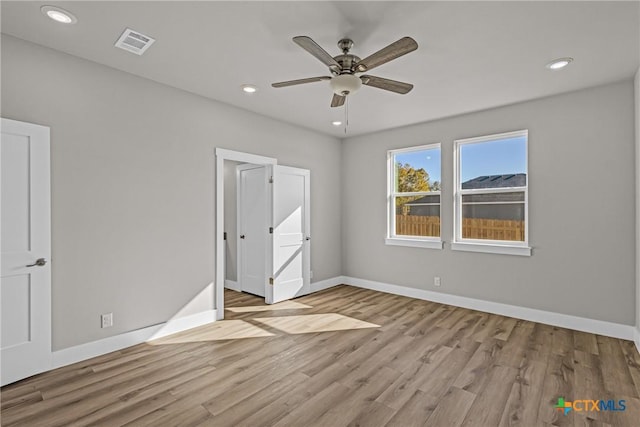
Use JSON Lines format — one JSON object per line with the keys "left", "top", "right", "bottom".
{"left": 453, "top": 130, "right": 531, "bottom": 256}
{"left": 387, "top": 143, "right": 442, "bottom": 249}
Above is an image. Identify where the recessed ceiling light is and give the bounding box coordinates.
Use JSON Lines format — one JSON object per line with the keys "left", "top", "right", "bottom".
{"left": 241, "top": 85, "right": 257, "bottom": 94}
{"left": 331, "top": 121, "right": 342, "bottom": 126}
{"left": 41, "top": 5, "right": 77, "bottom": 24}
{"left": 546, "top": 57, "right": 573, "bottom": 70}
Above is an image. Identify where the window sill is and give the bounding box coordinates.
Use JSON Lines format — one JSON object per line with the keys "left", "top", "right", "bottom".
{"left": 385, "top": 238, "right": 444, "bottom": 249}
{"left": 451, "top": 242, "right": 531, "bottom": 256}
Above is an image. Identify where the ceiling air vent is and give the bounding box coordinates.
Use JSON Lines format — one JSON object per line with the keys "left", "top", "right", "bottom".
{"left": 115, "top": 28, "right": 155, "bottom": 55}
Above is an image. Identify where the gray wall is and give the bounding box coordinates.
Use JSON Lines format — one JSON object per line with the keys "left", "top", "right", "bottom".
{"left": 1, "top": 35, "right": 342, "bottom": 350}
{"left": 342, "top": 80, "right": 636, "bottom": 325}
{"left": 636, "top": 68, "right": 640, "bottom": 334}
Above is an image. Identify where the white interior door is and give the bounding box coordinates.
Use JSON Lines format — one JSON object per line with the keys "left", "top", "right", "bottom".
{"left": 267, "top": 165, "right": 310, "bottom": 304}
{"left": 1, "top": 118, "right": 52, "bottom": 386}
{"left": 237, "top": 164, "right": 268, "bottom": 297}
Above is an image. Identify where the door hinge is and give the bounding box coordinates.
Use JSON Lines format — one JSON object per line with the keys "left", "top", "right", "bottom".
{"left": 269, "top": 227, "right": 273, "bottom": 234}
{"left": 269, "top": 176, "right": 273, "bottom": 183}
{"left": 269, "top": 277, "right": 274, "bottom": 285}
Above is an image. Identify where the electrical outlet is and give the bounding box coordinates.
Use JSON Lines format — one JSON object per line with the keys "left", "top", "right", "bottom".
{"left": 434, "top": 276, "right": 441, "bottom": 287}
{"left": 101, "top": 313, "right": 113, "bottom": 328}
{"left": 310, "top": 270, "right": 313, "bottom": 279}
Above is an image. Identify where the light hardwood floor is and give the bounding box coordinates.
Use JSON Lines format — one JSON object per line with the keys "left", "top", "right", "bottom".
{"left": 2, "top": 285, "right": 640, "bottom": 426}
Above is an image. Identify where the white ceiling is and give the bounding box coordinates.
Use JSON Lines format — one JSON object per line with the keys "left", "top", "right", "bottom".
{"left": 2, "top": 1, "right": 639, "bottom": 137}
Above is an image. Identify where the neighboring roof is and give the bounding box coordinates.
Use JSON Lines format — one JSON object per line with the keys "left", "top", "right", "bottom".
{"left": 405, "top": 174, "right": 526, "bottom": 205}
{"left": 405, "top": 194, "right": 440, "bottom": 205}
{"left": 461, "top": 174, "right": 526, "bottom": 189}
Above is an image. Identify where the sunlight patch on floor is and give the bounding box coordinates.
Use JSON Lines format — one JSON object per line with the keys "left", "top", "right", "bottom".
{"left": 226, "top": 300, "right": 312, "bottom": 313}
{"left": 149, "top": 320, "right": 274, "bottom": 344}
{"left": 252, "top": 313, "right": 380, "bottom": 334}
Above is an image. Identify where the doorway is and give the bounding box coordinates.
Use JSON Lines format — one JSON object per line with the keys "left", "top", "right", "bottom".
{"left": 216, "top": 149, "right": 275, "bottom": 319}
{"left": 215, "top": 149, "right": 311, "bottom": 318}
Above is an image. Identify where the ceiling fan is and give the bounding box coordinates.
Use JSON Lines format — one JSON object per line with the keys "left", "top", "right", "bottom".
{"left": 272, "top": 36, "right": 418, "bottom": 107}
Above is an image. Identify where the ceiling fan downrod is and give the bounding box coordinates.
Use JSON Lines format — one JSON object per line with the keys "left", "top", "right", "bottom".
{"left": 333, "top": 39, "right": 360, "bottom": 76}
{"left": 338, "top": 38, "right": 354, "bottom": 54}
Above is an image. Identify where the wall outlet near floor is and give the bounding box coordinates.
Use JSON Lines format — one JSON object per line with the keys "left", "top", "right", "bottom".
{"left": 434, "top": 276, "right": 441, "bottom": 287}
{"left": 101, "top": 313, "right": 113, "bottom": 328}
{"left": 310, "top": 270, "right": 313, "bottom": 279}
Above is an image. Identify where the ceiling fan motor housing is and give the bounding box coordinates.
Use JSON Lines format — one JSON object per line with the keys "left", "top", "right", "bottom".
{"left": 333, "top": 54, "right": 361, "bottom": 74}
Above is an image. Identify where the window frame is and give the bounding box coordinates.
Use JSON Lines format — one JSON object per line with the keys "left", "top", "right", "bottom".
{"left": 386, "top": 143, "right": 443, "bottom": 249}
{"left": 452, "top": 130, "right": 531, "bottom": 256}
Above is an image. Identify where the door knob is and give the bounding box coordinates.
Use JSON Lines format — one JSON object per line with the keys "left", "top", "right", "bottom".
{"left": 240, "top": 235, "right": 245, "bottom": 239}
{"left": 305, "top": 236, "right": 311, "bottom": 241}
{"left": 26, "top": 258, "right": 47, "bottom": 267}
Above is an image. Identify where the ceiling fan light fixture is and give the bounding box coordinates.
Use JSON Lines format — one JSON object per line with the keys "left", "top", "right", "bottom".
{"left": 330, "top": 74, "right": 362, "bottom": 96}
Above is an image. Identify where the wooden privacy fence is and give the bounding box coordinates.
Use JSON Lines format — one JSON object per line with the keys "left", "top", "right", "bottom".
{"left": 395, "top": 215, "right": 440, "bottom": 237}
{"left": 396, "top": 215, "right": 525, "bottom": 241}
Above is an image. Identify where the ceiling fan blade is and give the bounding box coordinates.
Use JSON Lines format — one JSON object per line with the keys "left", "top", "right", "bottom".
{"left": 331, "top": 93, "right": 346, "bottom": 107}
{"left": 360, "top": 75, "right": 413, "bottom": 94}
{"left": 355, "top": 37, "right": 418, "bottom": 72}
{"left": 293, "top": 36, "right": 341, "bottom": 72}
{"left": 272, "top": 76, "right": 331, "bottom": 88}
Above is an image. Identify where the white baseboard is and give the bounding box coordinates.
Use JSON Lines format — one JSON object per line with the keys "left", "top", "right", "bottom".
{"left": 343, "top": 276, "right": 635, "bottom": 341}
{"left": 635, "top": 327, "right": 640, "bottom": 354}
{"left": 225, "top": 279, "right": 240, "bottom": 291}
{"left": 311, "top": 275, "right": 346, "bottom": 293}
{"left": 149, "top": 310, "right": 217, "bottom": 340}
{"left": 226, "top": 277, "right": 342, "bottom": 296}
{"left": 52, "top": 309, "right": 217, "bottom": 369}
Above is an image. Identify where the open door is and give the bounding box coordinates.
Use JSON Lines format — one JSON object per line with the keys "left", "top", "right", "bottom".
{"left": 266, "top": 165, "right": 310, "bottom": 304}
{"left": 237, "top": 164, "right": 268, "bottom": 297}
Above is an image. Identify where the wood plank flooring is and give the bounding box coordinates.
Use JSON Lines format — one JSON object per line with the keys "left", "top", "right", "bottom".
{"left": 2, "top": 285, "right": 640, "bottom": 426}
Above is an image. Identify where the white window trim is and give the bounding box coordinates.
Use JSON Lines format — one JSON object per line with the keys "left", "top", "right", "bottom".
{"left": 386, "top": 143, "right": 442, "bottom": 249}
{"left": 451, "top": 242, "right": 531, "bottom": 256}
{"left": 452, "top": 130, "right": 531, "bottom": 256}
{"left": 385, "top": 237, "right": 444, "bottom": 249}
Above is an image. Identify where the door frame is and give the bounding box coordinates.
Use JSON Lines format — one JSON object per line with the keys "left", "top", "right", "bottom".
{"left": 215, "top": 148, "right": 276, "bottom": 319}
{"left": 236, "top": 163, "right": 269, "bottom": 297}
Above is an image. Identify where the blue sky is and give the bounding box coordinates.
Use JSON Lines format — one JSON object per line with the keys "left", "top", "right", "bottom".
{"left": 396, "top": 136, "right": 526, "bottom": 184}
{"left": 460, "top": 136, "right": 526, "bottom": 182}
{"left": 395, "top": 148, "right": 441, "bottom": 183}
